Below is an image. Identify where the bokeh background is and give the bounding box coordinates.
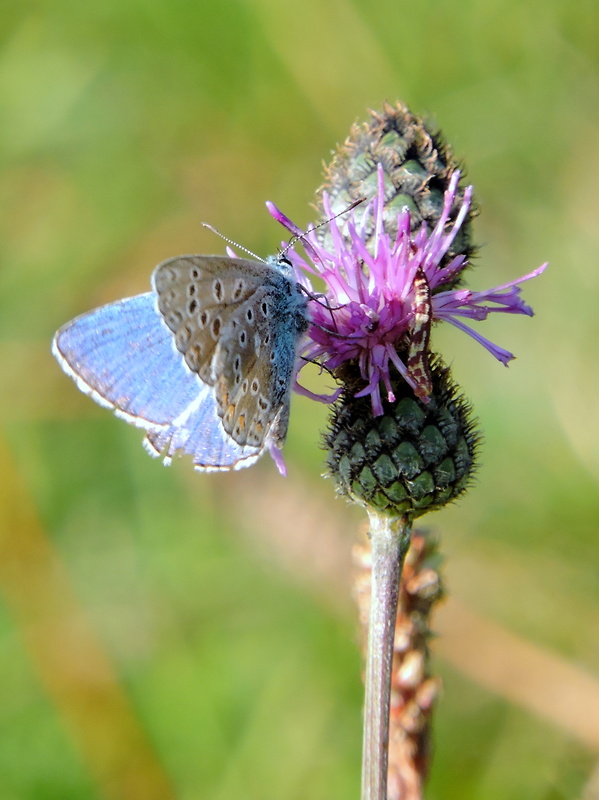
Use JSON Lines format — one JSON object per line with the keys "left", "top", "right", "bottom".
{"left": 2, "top": 1, "right": 598, "bottom": 798}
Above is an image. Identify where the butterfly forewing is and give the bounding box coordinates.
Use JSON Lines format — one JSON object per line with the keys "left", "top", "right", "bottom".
{"left": 52, "top": 292, "right": 263, "bottom": 471}
{"left": 52, "top": 293, "right": 200, "bottom": 427}
{"left": 153, "top": 256, "right": 273, "bottom": 385}
{"left": 152, "top": 255, "right": 308, "bottom": 451}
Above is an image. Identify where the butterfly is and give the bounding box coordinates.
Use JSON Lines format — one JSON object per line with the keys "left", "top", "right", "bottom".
{"left": 52, "top": 254, "right": 310, "bottom": 474}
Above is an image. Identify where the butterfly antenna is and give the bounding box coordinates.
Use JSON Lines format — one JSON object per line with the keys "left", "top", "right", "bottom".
{"left": 297, "top": 285, "right": 341, "bottom": 332}
{"left": 292, "top": 198, "right": 367, "bottom": 332}
{"left": 280, "top": 197, "right": 366, "bottom": 257}
{"left": 202, "top": 223, "right": 265, "bottom": 262}
{"left": 299, "top": 354, "right": 338, "bottom": 380}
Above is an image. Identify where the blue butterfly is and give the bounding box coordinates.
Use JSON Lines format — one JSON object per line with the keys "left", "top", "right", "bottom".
{"left": 52, "top": 255, "right": 309, "bottom": 472}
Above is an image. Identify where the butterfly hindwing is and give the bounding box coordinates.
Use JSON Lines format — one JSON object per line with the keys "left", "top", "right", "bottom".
{"left": 212, "top": 284, "right": 298, "bottom": 448}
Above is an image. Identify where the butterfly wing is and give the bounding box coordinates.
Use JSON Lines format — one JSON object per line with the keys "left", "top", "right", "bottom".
{"left": 211, "top": 284, "right": 304, "bottom": 449}
{"left": 52, "top": 292, "right": 263, "bottom": 470}
{"left": 143, "top": 388, "right": 263, "bottom": 471}
{"left": 153, "top": 255, "right": 271, "bottom": 384}
{"left": 153, "top": 255, "right": 308, "bottom": 452}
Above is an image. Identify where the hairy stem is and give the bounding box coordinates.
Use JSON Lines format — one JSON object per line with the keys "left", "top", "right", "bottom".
{"left": 362, "top": 512, "right": 412, "bottom": 800}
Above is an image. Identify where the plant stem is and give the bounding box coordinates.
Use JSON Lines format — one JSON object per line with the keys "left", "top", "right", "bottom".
{"left": 362, "top": 512, "right": 412, "bottom": 800}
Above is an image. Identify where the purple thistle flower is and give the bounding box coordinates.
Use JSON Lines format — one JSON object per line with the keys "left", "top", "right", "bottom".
{"left": 268, "top": 165, "right": 547, "bottom": 416}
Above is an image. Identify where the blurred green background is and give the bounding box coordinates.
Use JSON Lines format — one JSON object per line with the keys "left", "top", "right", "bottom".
{"left": 1, "top": 0, "right": 598, "bottom": 798}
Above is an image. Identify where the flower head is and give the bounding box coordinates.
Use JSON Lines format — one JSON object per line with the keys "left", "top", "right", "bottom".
{"left": 268, "top": 164, "right": 546, "bottom": 416}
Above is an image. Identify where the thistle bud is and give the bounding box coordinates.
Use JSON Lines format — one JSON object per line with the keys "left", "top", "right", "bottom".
{"left": 314, "top": 101, "right": 476, "bottom": 280}
{"left": 325, "top": 358, "right": 479, "bottom": 518}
